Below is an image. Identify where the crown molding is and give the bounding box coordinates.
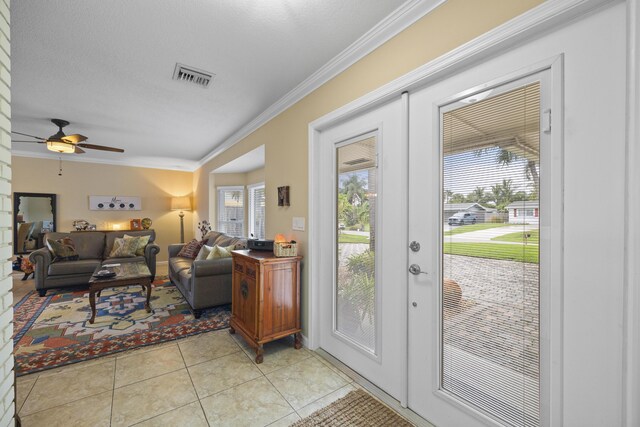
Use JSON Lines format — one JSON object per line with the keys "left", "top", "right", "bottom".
{"left": 11, "top": 149, "right": 197, "bottom": 172}
{"left": 196, "top": 0, "right": 445, "bottom": 168}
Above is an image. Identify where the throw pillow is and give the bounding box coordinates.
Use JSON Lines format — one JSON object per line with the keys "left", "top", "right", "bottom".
{"left": 109, "top": 237, "right": 139, "bottom": 258}
{"left": 46, "top": 238, "right": 79, "bottom": 262}
{"left": 195, "top": 244, "right": 214, "bottom": 261}
{"left": 124, "top": 234, "right": 151, "bottom": 256}
{"left": 177, "top": 239, "right": 206, "bottom": 259}
{"left": 206, "top": 244, "right": 236, "bottom": 260}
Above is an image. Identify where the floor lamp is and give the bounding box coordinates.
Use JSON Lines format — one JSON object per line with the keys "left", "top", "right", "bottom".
{"left": 171, "top": 196, "right": 191, "bottom": 243}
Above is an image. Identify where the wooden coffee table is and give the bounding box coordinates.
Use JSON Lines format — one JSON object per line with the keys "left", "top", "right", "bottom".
{"left": 88, "top": 262, "right": 152, "bottom": 324}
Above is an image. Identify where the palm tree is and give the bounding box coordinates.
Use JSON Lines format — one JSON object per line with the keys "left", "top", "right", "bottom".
{"left": 341, "top": 174, "right": 367, "bottom": 205}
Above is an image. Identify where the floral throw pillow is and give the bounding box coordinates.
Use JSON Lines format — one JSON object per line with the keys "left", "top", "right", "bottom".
{"left": 109, "top": 237, "right": 139, "bottom": 258}
{"left": 46, "top": 237, "right": 79, "bottom": 262}
{"left": 177, "top": 239, "right": 206, "bottom": 259}
{"left": 124, "top": 234, "right": 151, "bottom": 256}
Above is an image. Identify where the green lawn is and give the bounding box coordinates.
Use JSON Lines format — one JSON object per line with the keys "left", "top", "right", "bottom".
{"left": 338, "top": 233, "right": 370, "bottom": 244}
{"left": 444, "top": 222, "right": 512, "bottom": 236}
{"left": 492, "top": 229, "right": 539, "bottom": 244}
{"left": 444, "top": 242, "right": 539, "bottom": 264}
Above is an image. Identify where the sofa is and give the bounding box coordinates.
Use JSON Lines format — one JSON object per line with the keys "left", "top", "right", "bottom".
{"left": 29, "top": 230, "right": 160, "bottom": 297}
{"left": 168, "top": 231, "right": 247, "bottom": 318}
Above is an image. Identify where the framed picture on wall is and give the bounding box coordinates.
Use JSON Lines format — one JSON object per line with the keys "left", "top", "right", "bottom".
{"left": 129, "top": 219, "right": 142, "bottom": 230}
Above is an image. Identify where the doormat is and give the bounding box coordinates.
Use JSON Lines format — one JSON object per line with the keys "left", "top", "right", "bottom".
{"left": 13, "top": 278, "right": 230, "bottom": 376}
{"left": 291, "top": 389, "right": 414, "bottom": 426}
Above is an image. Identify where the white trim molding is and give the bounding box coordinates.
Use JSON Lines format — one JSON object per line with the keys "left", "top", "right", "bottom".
{"left": 197, "top": 0, "right": 445, "bottom": 168}
{"left": 624, "top": 1, "right": 640, "bottom": 426}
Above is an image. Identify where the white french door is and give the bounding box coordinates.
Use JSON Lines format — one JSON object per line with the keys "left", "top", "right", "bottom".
{"left": 317, "top": 96, "right": 408, "bottom": 401}
{"left": 407, "top": 68, "right": 554, "bottom": 426}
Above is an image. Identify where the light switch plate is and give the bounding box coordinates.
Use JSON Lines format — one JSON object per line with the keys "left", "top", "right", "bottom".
{"left": 292, "top": 217, "right": 305, "bottom": 231}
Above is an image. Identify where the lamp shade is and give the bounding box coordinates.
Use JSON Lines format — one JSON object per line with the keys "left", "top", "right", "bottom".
{"left": 46, "top": 140, "right": 75, "bottom": 154}
{"left": 171, "top": 196, "right": 191, "bottom": 211}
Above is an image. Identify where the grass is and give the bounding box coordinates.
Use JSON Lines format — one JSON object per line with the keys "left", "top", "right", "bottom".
{"left": 444, "top": 222, "right": 512, "bottom": 236}
{"left": 444, "top": 242, "right": 539, "bottom": 264}
{"left": 492, "top": 229, "right": 539, "bottom": 244}
{"left": 338, "top": 233, "right": 370, "bottom": 244}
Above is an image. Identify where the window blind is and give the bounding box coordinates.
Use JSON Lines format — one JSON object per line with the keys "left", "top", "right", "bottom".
{"left": 248, "top": 184, "right": 265, "bottom": 239}
{"left": 217, "top": 187, "right": 244, "bottom": 237}
{"left": 441, "top": 82, "right": 540, "bottom": 427}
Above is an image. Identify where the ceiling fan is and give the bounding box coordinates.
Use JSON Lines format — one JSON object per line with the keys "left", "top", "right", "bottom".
{"left": 11, "top": 119, "right": 124, "bottom": 154}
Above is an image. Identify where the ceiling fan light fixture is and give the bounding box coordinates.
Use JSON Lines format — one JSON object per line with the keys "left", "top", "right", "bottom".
{"left": 46, "top": 140, "right": 75, "bottom": 154}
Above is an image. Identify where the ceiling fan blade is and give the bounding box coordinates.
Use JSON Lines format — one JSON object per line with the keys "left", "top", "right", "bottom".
{"left": 74, "top": 146, "right": 86, "bottom": 154}
{"left": 62, "top": 134, "right": 88, "bottom": 143}
{"left": 11, "top": 140, "right": 42, "bottom": 143}
{"left": 12, "top": 131, "right": 46, "bottom": 140}
{"left": 77, "top": 143, "right": 124, "bottom": 153}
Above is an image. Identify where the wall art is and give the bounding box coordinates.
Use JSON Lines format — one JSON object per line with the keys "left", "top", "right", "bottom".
{"left": 89, "top": 196, "right": 142, "bottom": 211}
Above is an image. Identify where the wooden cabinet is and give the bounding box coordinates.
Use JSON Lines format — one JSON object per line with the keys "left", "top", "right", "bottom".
{"left": 229, "top": 250, "right": 302, "bottom": 363}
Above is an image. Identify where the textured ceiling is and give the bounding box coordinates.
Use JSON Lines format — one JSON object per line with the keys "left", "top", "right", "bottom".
{"left": 11, "top": 0, "right": 406, "bottom": 170}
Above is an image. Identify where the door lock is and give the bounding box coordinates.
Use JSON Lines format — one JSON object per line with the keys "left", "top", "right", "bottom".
{"left": 409, "top": 241, "right": 421, "bottom": 252}
{"left": 412, "top": 302, "right": 417, "bottom": 307}
{"left": 409, "top": 264, "right": 428, "bottom": 275}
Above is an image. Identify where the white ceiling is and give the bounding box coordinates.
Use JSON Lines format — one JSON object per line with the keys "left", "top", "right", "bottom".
{"left": 11, "top": 0, "right": 407, "bottom": 170}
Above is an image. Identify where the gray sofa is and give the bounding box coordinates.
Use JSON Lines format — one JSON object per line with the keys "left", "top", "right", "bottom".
{"left": 168, "top": 231, "right": 247, "bottom": 318}
{"left": 29, "top": 230, "right": 160, "bottom": 297}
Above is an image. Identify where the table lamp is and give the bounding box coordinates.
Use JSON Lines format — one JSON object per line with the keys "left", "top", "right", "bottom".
{"left": 171, "top": 196, "right": 191, "bottom": 243}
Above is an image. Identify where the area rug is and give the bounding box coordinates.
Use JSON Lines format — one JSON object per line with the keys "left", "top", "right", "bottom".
{"left": 291, "top": 389, "right": 413, "bottom": 426}
{"left": 13, "top": 278, "right": 230, "bottom": 376}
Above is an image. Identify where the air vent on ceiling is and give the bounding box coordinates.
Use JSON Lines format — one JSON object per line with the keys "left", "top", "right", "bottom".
{"left": 343, "top": 157, "right": 370, "bottom": 166}
{"left": 173, "top": 63, "right": 214, "bottom": 88}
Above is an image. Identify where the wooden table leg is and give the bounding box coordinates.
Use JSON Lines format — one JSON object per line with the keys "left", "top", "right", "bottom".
{"left": 144, "top": 281, "right": 151, "bottom": 313}
{"left": 294, "top": 332, "right": 302, "bottom": 350}
{"left": 89, "top": 287, "right": 97, "bottom": 324}
{"left": 255, "top": 345, "right": 264, "bottom": 364}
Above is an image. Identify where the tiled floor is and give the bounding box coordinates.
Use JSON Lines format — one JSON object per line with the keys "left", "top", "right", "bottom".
{"left": 16, "top": 331, "right": 365, "bottom": 426}
{"left": 12, "top": 264, "right": 409, "bottom": 427}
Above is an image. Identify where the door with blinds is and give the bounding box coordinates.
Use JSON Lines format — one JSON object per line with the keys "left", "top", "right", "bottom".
{"left": 407, "top": 69, "right": 552, "bottom": 426}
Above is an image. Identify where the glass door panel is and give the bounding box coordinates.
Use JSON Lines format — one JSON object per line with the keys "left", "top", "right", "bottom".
{"left": 441, "top": 82, "right": 541, "bottom": 426}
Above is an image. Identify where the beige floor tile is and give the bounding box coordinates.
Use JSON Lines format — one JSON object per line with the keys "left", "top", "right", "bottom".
{"left": 268, "top": 412, "right": 302, "bottom": 426}
{"left": 115, "top": 344, "right": 185, "bottom": 388}
{"left": 19, "top": 391, "right": 112, "bottom": 427}
{"left": 15, "top": 376, "right": 37, "bottom": 413}
{"left": 200, "top": 376, "right": 293, "bottom": 427}
{"left": 188, "top": 351, "right": 262, "bottom": 398}
{"left": 115, "top": 339, "right": 177, "bottom": 359}
{"left": 20, "top": 359, "right": 115, "bottom": 416}
{"left": 313, "top": 353, "right": 354, "bottom": 383}
{"left": 178, "top": 329, "right": 241, "bottom": 366}
{"left": 266, "top": 357, "right": 348, "bottom": 410}
{"left": 36, "top": 354, "right": 117, "bottom": 378}
{"left": 295, "top": 383, "right": 356, "bottom": 419}
{"left": 111, "top": 369, "right": 198, "bottom": 427}
{"left": 133, "top": 401, "right": 208, "bottom": 427}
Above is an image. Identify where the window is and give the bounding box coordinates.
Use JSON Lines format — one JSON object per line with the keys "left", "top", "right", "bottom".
{"left": 217, "top": 186, "right": 244, "bottom": 237}
{"left": 248, "top": 183, "right": 265, "bottom": 239}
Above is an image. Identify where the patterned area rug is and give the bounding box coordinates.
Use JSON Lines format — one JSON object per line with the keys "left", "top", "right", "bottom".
{"left": 291, "top": 389, "right": 413, "bottom": 426}
{"left": 13, "top": 278, "right": 230, "bottom": 376}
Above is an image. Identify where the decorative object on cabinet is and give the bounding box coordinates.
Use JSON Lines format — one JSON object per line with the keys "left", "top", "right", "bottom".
{"left": 171, "top": 196, "right": 191, "bottom": 243}
{"left": 277, "top": 186, "right": 290, "bottom": 206}
{"left": 229, "top": 250, "right": 302, "bottom": 363}
{"left": 89, "top": 195, "right": 141, "bottom": 210}
{"left": 141, "top": 217, "right": 152, "bottom": 230}
{"left": 73, "top": 219, "right": 90, "bottom": 231}
{"left": 129, "top": 218, "right": 142, "bottom": 230}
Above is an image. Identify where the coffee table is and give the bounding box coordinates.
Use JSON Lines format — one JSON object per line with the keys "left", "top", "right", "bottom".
{"left": 88, "top": 262, "right": 152, "bottom": 324}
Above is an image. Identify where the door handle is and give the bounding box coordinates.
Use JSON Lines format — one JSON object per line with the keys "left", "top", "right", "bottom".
{"left": 409, "top": 264, "right": 428, "bottom": 275}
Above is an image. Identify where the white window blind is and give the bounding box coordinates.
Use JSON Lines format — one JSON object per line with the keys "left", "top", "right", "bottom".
{"left": 248, "top": 183, "right": 265, "bottom": 239}
{"left": 441, "top": 82, "right": 540, "bottom": 426}
{"left": 217, "top": 186, "right": 244, "bottom": 237}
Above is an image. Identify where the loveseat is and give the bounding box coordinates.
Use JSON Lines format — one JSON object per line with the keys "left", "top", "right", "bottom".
{"left": 168, "top": 231, "right": 247, "bottom": 318}
{"left": 29, "top": 230, "right": 160, "bottom": 296}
